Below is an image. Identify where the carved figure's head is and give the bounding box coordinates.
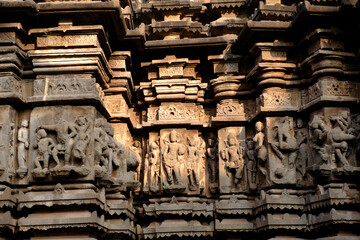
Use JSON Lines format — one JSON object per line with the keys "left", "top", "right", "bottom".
{"left": 255, "top": 121, "right": 264, "bottom": 132}
{"left": 296, "top": 118, "right": 304, "bottom": 129}
{"left": 169, "top": 130, "right": 178, "bottom": 143}
{"left": 38, "top": 129, "right": 47, "bottom": 138}
{"left": 95, "top": 118, "right": 105, "bottom": 128}
{"left": 75, "top": 116, "right": 87, "bottom": 126}
{"left": 227, "top": 132, "right": 237, "bottom": 146}
{"left": 246, "top": 139, "right": 254, "bottom": 149}
{"left": 150, "top": 141, "right": 159, "bottom": 151}
{"left": 21, "top": 120, "right": 28, "bottom": 128}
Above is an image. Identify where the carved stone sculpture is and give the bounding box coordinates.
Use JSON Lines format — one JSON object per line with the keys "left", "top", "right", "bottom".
{"left": 162, "top": 130, "right": 186, "bottom": 192}
{"left": 295, "top": 118, "right": 308, "bottom": 183}
{"left": 246, "top": 139, "right": 257, "bottom": 190}
{"left": 267, "top": 116, "right": 298, "bottom": 184}
{"left": 310, "top": 109, "right": 356, "bottom": 171}
{"left": 207, "top": 133, "right": 218, "bottom": 192}
{"left": 72, "top": 116, "right": 91, "bottom": 164}
{"left": 187, "top": 136, "right": 200, "bottom": 191}
{"left": 32, "top": 129, "right": 60, "bottom": 178}
{"left": 40, "top": 119, "right": 77, "bottom": 166}
{"left": 147, "top": 139, "right": 161, "bottom": 193}
{"left": 94, "top": 118, "right": 109, "bottom": 177}
{"left": 220, "top": 132, "right": 244, "bottom": 185}
{"left": 17, "top": 120, "right": 29, "bottom": 178}
{"left": 253, "top": 121, "right": 269, "bottom": 185}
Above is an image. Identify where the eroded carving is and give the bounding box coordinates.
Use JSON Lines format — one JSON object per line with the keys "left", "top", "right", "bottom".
{"left": 162, "top": 130, "right": 186, "bottom": 192}
{"left": 310, "top": 109, "right": 357, "bottom": 171}
{"left": 253, "top": 121, "right": 269, "bottom": 185}
{"left": 246, "top": 139, "right": 257, "bottom": 190}
{"left": 220, "top": 132, "right": 244, "bottom": 185}
{"left": 207, "top": 133, "right": 218, "bottom": 192}
{"left": 17, "top": 120, "right": 29, "bottom": 178}
{"left": 269, "top": 116, "right": 298, "bottom": 182}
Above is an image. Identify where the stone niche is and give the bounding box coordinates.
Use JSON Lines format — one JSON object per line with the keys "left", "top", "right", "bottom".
{"left": 0, "top": 105, "right": 17, "bottom": 182}
{"left": 266, "top": 116, "right": 297, "bottom": 185}
{"left": 218, "top": 127, "right": 247, "bottom": 193}
{"left": 143, "top": 129, "right": 206, "bottom": 195}
{"left": 308, "top": 107, "right": 359, "bottom": 176}
{"left": 28, "top": 106, "right": 97, "bottom": 182}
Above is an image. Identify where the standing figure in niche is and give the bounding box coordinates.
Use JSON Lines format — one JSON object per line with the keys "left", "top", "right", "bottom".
{"left": 94, "top": 118, "right": 109, "bottom": 170}
{"left": 207, "top": 133, "right": 218, "bottom": 185}
{"left": 103, "top": 123, "right": 120, "bottom": 175}
{"left": 17, "top": 120, "right": 29, "bottom": 177}
{"left": 33, "top": 129, "right": 60, "bottom": 173}
{"left": 246, "top": 139, "right": 257, "bottom": 190}
{"left": 221, "top": 132, "right": 244, "bottom": 184}
{"left": 187, "top": 136, "right": 200, "bottom": 190}
{"left": 147, "top": 140, "right": 161, "bottom": 193}
{"left": 162, "top": 130, "right": 186, "bottom": 186}
{"left": 40, "top": 120, "right": 77, "bottom": 166}
{"left": 270, "top": 117, "right": 298, "bottom": 179}
{"left": 72, "top": 116, "right": 91, "bottom": 164}
{"left": 295, "top": 118, "right": 308, "bottom": 179}
{"left": 253, "top": 121, "right": 269, "bottom": 184}
{"left": 131, "top": 140, "right": 142, "bottom": 181}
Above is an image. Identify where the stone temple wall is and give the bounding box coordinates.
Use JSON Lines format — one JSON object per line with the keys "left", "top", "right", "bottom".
{"left": 0, "top": 0, "right": 359, "bottom": 239}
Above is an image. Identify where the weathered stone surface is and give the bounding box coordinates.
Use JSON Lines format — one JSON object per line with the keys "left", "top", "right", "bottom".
{"left": 0, "top": 0, "right": 359, "bottom": 239}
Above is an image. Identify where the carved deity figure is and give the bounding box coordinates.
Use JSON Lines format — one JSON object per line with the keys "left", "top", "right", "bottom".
{"left": 103, "top": 123, "right": 120, "bottom": 175}
{"left": 269, "top": 116, "right": 298, "bottom": 179}
{"left": 295, "top": 119, "right": 308, "bottom": 178}
{"left": 40, "top": 120, "right": 77, "bottom": 165}
{"left": 327, "top": 112, "right": 355, "bottom": 169}
{"left": 253, "top": 121, "right": 268, "bottom": 184}
{"left": 246, "top": 139, "right": 257, "bottom": 190}
{"left": 131, "top": 140, "right": 142, "bottom": 181}
{"left": 207, "top": 133, "right": 218, "bottom": 185}
{"left": 310, "top": 112, "right": 356, "bottom": 170}
{"left": 72, "top": 116, "right": 91, "bottom": 164}
{"left": 94, "top": 118, "right": 109, "bottom": 170}
{"left": 162, "top": 130, "right": 186, "bottom": 186}
{"left": 187, "top": 136, "right": 200, "bottom": 190}
{"left": 147, "top": 140, "right": 161, "bottom": 193}
{"left": 220, "top": 132, "right": 244, "bottom": 184}
{"left": 33, "top": 129, "right": 60, "bottom": 176}
{"left": 17, "top": 120, "right": 29, "bottom": 177}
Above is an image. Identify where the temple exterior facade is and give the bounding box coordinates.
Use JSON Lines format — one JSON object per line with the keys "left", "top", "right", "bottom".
{"left": 0, "top": 0, "right": 359, "bottom": 239}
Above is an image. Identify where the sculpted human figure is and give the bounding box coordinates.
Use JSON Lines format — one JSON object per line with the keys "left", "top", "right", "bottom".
{"left": 103, "top": 123, "right": 120, "bottom": 174}
{"left": 40, "top": 120, "right": 77, "bottom": 165}
{"left": 328, "top": 113, "right": 355, "bottom": 169}
{"left": 72, "top": 116, "right": 91, "bottom": 164}
{"left": 162, "top": 130, "right": 185, "bottom": 186}
{"left": 94, "top": 118, "right": 109, "bottom": 170}
{"left": 187, "top": 136, "right": 200, "bottom": 190}
{"left": 220, "top": 132, "right": 244, "bottom": 184}
{"left": 17, "top": 120, "right": 29, "bottom": 177}
{"left": 310, "top": 115, "right": 328, "bottom": 151}
{"left": 147, "top": 140, "right": 161, "bottom": 192}
{"left": 270, "top": 117, "right": 298, "bottom": 179}
{"left": 207, "top": 134, "right": 218, "bottom": 184}
{"left": 295, "top": 119, "right": 308, "bottom": 178}
{"left": 33, "top": 129, "right": 60, "bottom": 174}
{"left": 131, "top": 140, "right": 142, "bottom": 181}
{"left": 246, "top": 139, "right": 257, "bottom": 190}
{"left": 253, "top": 121, "right": 268, "bottom": 183}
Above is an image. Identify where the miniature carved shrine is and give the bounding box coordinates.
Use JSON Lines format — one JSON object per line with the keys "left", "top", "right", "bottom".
{"left": 0, "top": 0, "right": 359, "bottom": 239}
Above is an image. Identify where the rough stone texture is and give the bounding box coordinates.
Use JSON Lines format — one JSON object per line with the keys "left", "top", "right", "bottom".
{"left": 0, "top": 0, "right": 359, "bottom": 239}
